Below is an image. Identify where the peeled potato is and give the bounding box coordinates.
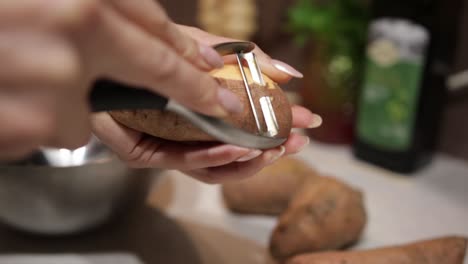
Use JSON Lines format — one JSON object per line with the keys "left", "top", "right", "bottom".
{"left": 109, "top": 64, "right": 292, "bottom": 142}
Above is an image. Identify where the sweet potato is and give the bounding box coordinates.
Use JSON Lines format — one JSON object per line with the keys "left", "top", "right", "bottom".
{"left": 222, "top": 157, "right": 319, "bottom": 215}
{"left": 109, "top": 64, "right": 292, "bottom": 142}
{"left": 287, "top": 236, "right": 467, "bottom": 264}
{"left": 270, "top": 177, "right": 367, "bottom": 260}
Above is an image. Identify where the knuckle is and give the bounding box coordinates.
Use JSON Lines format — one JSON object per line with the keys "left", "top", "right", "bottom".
{"left": 181, "top": 38, "right": 199, "bottom": 61}
{"left": 152, "top": 51, "right": 180, "bottom": 82}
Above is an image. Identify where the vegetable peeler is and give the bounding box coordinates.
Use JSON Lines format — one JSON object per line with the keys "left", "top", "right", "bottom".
{"left": 89, "top": 41, "right": 286, "bottom": 150}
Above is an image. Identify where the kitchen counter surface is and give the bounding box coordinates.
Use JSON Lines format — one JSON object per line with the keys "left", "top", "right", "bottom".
{"left": 0, "top": 141, "right": 467, "bottom": 263}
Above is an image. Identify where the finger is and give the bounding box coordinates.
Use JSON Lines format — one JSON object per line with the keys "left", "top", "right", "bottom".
{"left": 108, "top": 0, "right": 222, "bottom": 70}
{"left": 177, "top": 25, "right": 302, "bottom": 84}
{"left": 181, "top": 146, "right": 286, "bottom": 184}
{"left": 282, "top": 132, "right": 310, "bottom": 155}
{"left": 118, "top": 137, "right": 254, "bottom": 170}
{"left": 91, "top": 114, "right": 259, "bottom": 170}
{"left": 81, "top": 7, "right": 242, "bottom": 117}
{"left": 132, "top": 141, "right": 254, "bottom": 170}
{"left": 0, "top": 30, "right": 80, "bottom": 87}
{"left": 91, "top": 112, "right": 143, "bottom": 156}
{"left": 291, "top": 105, "right": 322, "bottom": 128}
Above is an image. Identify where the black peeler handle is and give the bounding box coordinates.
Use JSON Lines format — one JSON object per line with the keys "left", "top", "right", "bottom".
{"left": 89, "top": 79, "right": 169, "bottom": 112}
{"left": 89, "top": 42, "right": 256, "bottom": 113}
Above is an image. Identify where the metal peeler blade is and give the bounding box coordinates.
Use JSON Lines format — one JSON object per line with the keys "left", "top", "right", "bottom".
{"left": 166, "top": 101, "right": 286, "bottom": 149}
{"left": 233, "top": 44, "right": 280, "bottom": 138}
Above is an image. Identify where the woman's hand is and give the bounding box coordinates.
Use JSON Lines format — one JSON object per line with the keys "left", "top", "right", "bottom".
{"left": 92, "top": 104, "right": 320, "bottom": 184}
{"left": 176, "top": 25, "right": 305, "bottom": 84}
{"left": 92, "top": 24, "right": 322, "bottom": 184}
{"left": 0, "top": 0, "right": 320, "bottom": 184}
{"left": 0, "top": 0, "right": 239, "bottom": 160}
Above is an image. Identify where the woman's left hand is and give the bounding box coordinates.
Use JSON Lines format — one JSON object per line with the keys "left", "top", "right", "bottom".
{"left": 92, "top": 104, "right": 320, "bottom": 184}
{"left": 92, "top": 20, "right": 321, "bottom": 184}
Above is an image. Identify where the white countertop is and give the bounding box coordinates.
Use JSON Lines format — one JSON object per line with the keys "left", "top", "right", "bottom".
{"left": 152, "top": 140, "right": 468, "bottom": 262}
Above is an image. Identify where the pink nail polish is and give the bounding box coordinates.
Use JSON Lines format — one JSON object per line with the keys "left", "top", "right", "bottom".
{"left": 297, "top": 136, "right": 310, "bottom": 152}
{"left": 272, "top": 59, "right": 304, "bottom": 78}
{"left": 308, "top": 114, "right": 323, "bottom": 128}
{"left": 266, "top": 146, "right": 286, "bottom": 165}
{"left": 237, "top": 150, "right": 263, "bottom": 162}
{"left": 200, "top": 44, "right": 224, "bottom": 69}
{"left": 217, "top": 88, "right": 244, "bottom": 114}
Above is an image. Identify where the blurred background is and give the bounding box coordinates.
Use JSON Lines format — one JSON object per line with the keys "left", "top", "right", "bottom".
{"left": 0, "top": 1, "right": 467, "bottom": 263}
{"left": 161, "top": 0, "right": 468, "bottom": 165}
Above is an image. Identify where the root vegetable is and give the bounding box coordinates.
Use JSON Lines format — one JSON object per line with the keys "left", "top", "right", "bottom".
{"left": 286, "top": 236, "right": 467, "bottom": 264}
{"left": 221, "top": 157, "right": 319, "bottom": 215}
{"left": 270, "top": 177, "right": 367, "bottom": 260}
{"left": 109, "top": 64, "right": 292, "bottom": 142}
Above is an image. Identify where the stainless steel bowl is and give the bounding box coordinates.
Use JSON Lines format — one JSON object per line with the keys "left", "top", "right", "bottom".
{"left": 0, "top": 136, "right": 150, "bottom": 235}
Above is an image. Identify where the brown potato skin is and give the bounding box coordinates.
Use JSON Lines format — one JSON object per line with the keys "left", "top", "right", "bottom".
{"left": 270, "top": 177, "right": 367, "bottom": 260}
{"left": 221, "top": 157, "right": 320, "bottom": 216}
{"left": 109, "top": 65, "right": 292, "bottom": 142}
{"left": 286, "top": 236, "right": 467, "bottom": 264}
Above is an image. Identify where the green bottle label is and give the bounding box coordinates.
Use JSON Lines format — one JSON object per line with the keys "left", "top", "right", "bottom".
{"left": 357, "top": 18, "right": 429, "bottom": 151}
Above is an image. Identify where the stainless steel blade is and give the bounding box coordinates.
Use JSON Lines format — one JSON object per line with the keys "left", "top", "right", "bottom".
{"left": 166, "top": 100, "right": 286, "bottom": 149}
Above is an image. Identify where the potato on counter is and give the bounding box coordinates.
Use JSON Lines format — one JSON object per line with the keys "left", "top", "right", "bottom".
{"left": 221, "top": 157, "right": 320, "bottom": 215}
{"left": 270, "top": 176, "right": 367, "bottom": 260}
{"left": 109, "top": 64, "right": 292, "bottom": 142}
{"left": 286, "top": 236, "right": 467, "bottom": 264}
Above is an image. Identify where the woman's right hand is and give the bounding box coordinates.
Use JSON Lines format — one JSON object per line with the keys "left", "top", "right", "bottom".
{"left": 0, "top": 0, "right": 238, "bottom": 160}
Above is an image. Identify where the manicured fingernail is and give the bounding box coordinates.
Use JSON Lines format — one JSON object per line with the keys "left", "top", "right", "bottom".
{"left": 297, "top": 136, "right": 310, "bottom": 152}
{"left": 218, "top": 88, "right": 244, "bottom": 114}
{"left": 237, "top": 150, "right": 263, "bottom": 162}
{"left": 266, "top": 146, "right": 286, "bottom": 164}
{"left": 309, "top": 114, "right": 323, "bottom": 128}
{"left": 200, "top": 44, "right": 224, "bottom": 69}
{"left": 272, "top": 59, "right": 303, "bottom": 78}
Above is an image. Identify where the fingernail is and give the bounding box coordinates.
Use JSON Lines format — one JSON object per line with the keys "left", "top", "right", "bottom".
{"left": 200, "top": 44, "right": 224, "bottom": 69}
{"left": 272, "top": 59, "right": 304, "bottom": 78}
{"left": 297, "top": 136, "right": 310, "bottom": 152}
{"left": 237, "top": 150, "right": 263, "bottom": 162}
{"left": 309, "top": 114, "right": 323, "bottom": 128}
{"left": 266, "top": 146, "right": 286, "bottom": 165}
{"left": 218, "top": 88, "right": 244, "bottom": 114}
